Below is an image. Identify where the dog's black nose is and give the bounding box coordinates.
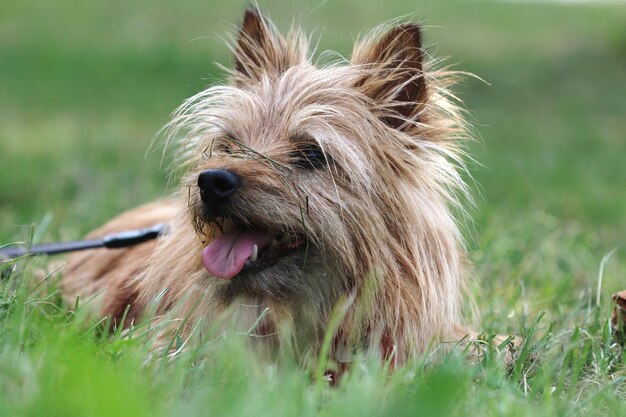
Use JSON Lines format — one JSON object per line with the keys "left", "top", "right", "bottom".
{"left": 198, "top": 169, "right": 240, "bottom": 205}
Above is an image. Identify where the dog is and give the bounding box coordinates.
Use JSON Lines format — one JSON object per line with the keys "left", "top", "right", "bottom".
{"left": 63, "top": 8, "right": 479, "bottom": 367}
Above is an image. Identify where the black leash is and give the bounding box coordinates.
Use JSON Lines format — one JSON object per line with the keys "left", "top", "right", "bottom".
{"left": 0, "top": 223, "right": 168, "bottom": 260}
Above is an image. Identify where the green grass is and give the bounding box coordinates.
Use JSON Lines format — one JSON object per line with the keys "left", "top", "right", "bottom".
{"left": 1, "top": 0, "right": 626, "bottom": 415}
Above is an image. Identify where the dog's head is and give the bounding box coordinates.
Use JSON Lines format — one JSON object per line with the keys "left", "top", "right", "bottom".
{"left": 169, "top": 9, "right": 467, "bottom": 312}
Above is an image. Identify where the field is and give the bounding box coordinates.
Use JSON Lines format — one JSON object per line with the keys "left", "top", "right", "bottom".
{"left": 1, "top": 0, "right": 626, "bottom": 415}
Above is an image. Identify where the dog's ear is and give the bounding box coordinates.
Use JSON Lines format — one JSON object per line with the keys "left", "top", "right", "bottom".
{"left": 232, "top": 8, "right": 295, "bottom": 82}
{"left": 352, "top": 23, "right": 427, "bottom": 129}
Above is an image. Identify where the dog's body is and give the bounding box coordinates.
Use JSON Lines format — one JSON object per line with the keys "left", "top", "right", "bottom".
{"left": 63, "top": 9, "right": 474, "bottom": 365}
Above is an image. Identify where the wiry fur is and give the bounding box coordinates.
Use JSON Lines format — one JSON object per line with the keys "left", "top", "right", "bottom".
{"left": 63, "top": 9, "right": 475, "bottom": 365}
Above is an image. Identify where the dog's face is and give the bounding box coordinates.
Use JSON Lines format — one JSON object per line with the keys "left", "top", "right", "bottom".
{"left": 172, "top": 9, "right": 462, "bottom": 309}
{"left": 186, "top": 64, "right": 363, "bottom": 305}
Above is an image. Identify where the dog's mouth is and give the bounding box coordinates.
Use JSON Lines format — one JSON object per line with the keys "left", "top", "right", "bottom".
{"left": 201, "top": 225, "right": 307, "bottom": 280}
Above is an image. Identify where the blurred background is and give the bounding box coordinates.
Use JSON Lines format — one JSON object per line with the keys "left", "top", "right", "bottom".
{"left": 1, "top": 0, "right": 625, "bottom": 325}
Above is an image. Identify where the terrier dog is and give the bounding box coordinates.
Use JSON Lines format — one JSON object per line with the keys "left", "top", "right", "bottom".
{"left": 63, "top": 8, "right": 475, "bottom": 366}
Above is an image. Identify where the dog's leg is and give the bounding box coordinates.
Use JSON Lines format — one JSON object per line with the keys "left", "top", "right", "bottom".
{"left": 452, "top": 324, "right": 521, "bottom": 364}
{"left": 63, "top": 200, "right": 181, "bottom": 327}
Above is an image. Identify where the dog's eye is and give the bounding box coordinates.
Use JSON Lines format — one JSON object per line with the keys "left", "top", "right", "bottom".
{"left": 216, "top": 140, "right": 238, "bottom": 155}
{"left": 294, "top": 145, "right": 328, "bottom": 169}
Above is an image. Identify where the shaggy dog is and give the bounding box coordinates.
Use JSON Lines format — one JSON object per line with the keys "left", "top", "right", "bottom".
{"left": 63, "top": 8, "right": 478, "bottom": 366}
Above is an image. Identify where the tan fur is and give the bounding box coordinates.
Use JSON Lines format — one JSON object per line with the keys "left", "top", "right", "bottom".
{"left": 63, "top": 9, "right": 479, "bottom": 365}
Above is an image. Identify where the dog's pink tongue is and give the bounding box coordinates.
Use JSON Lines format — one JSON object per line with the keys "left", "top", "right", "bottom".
{"left": 202, "top": 230, "right": 275, "bottom": 280}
